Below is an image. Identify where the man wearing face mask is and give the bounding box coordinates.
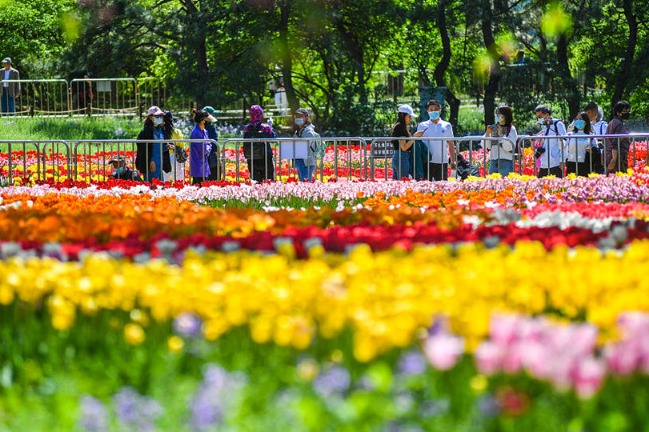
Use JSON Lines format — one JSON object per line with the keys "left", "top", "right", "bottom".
{"left": 605, "top": 101, "right": 631, "bottom": 173}
{"left": 416, "top": 99, "right": 456, "bottom": 181}
{"left": 534, "top": 104, "right": 566, "bottom": 178}
{"left": 293, "top": 108, "right": 317, "bottom": 181}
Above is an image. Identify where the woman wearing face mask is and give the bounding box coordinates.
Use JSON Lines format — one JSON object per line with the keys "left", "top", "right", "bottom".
{"left": 391, "top": 104, "right": 425, "bottom": 180}
{"left": 565, "top": 112, "right": 594, "bottom": 176}
{"left": 484, "top": 105, "right": 517, "bottom": 177}
{"left": 135, "top": 105, "right": 171, "bottom": 182}
{"left": 189, "top": 109, "right": 217, "bottom": 185}
{"left": 293, "top": 107, "right": 317, "bottom": 181}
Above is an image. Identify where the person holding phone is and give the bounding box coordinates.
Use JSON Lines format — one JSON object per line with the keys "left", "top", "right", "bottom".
{"left": 391, "top": 104, "right": 425, "bottom": 180}
{"left": 484, "top": 105, "right": 517, "bottom": 177}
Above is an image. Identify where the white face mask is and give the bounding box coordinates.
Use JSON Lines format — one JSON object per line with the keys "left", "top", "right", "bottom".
{"left": 295, "top": 118, "right": 305, "bottom": 126}
{"left": 153, "top": 117, "right": 163, "bottom": 125}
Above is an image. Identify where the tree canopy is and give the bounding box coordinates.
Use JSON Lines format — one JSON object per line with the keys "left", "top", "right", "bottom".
{"left": 1, "top": 0, "right": 647, "bottom": 134}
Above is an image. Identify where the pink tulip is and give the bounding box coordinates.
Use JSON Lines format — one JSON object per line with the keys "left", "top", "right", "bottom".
{"left": 604, "top": 342, "right": 639, "bottom": 376}
{"left": 474, "top": 342, "right": 504, "bottom": 375}
{"left": 489, "top": 315, "right": 521, "bottom": 346}
{"left": 573, "top": 356, "right": 606, "bottom": 399}
{"left": 518, "top": 341, "right": 549, "bottom": 378}
{"left": 423, "top": 332, "right": 465, "bottom": 371}
{"left": 502, "top": 343, "right": 524, "bottom": 374}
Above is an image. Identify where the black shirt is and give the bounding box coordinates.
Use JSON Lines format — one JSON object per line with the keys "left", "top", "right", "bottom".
{"left": 391, "top": 123, "right": 410, "bottom": 151}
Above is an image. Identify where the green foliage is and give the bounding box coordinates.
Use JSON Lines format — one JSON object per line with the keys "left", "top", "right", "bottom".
{"left": 0, "top": 0, "right": 76, "bottom": 77}
{"left": 1, "top": 0, "right": 649, "bottom": 135}
{"left": 3, "top": 305, "right": 649, "bottom": 431}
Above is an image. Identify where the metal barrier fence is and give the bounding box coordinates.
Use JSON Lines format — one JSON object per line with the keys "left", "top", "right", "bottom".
{"left": 137, "top": 78, "right": 195, "bottom": 118}
{"left": 368, "top": 136, "right": 515, "bottom": 181}
{"left": 2, "top": 134, "right": 648, "bottom": 184}
{"left": 72, "top": 78, "right": 139, "bottom": 116}
{"left": 2, "top": 79, "right": 70, "bottom": 116}
{"left": 0, "top": 78, "right": 182, "bottom": 118}
{"left": 516, "top": 133, "right": 649, "bottom": 177}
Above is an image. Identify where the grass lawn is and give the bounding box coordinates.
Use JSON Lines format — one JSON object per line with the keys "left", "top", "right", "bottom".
{"left": 0, "top": 116, "right": 143, "bottom": 142}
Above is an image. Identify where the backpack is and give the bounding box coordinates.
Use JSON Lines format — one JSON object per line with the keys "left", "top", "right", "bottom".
{"left": 309, "top": 130, "right": 326, "bottom": 159}
{"left": 544, "top": 120, "right": 561, "bottom": 137}
{"left": 243, "top": 125, "right": 273, "bottom": 160}
{"left": 171, "top": 128, "right": 187, "bottom": 164}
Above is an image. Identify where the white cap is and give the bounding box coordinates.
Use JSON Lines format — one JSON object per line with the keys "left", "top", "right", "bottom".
{"left": 398, "top": 104, "right": 418, "bottom": 119}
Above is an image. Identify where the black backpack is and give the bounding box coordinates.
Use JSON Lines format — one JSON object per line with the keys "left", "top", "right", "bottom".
{"left": 586, "top": 141, "right": 604, "bottom": 174}
{"left": 243, "top": 125, "right": 273, "bottom": 160}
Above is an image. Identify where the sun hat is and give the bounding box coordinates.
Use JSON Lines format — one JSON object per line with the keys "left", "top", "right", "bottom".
{"left": 398, "top": 104, "right": 418, "bottom": 118}
{"left": 194, "top": 110, "right": 217, "bottom": 123}
{"left": 109, "top": 155, "right": 126, "bottom": 164}
{"left": 202, "top": 106, "right": 221, "bottom": 116}
{"left": 147, "top": 106, "right": 164, "bottom": 116}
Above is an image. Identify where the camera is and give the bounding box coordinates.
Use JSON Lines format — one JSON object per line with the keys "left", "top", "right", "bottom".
{"left": 534, "top": 146, "right": 546, "bottom": 159}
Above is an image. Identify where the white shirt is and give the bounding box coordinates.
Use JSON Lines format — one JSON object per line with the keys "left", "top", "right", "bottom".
{"left": 3, "top": 70, "right": 9, "bottom": 87}
{"left": 484, "top": 125, "right": 518, "bottom": 161}
{"left": 592, "top": 120, "right": 608, "bottom": 136}
{"left": 417, "top": 119, "right": 454, "bottom": 163}
{"left": 566, "top": 132, "right": 593, "bottom": 163}
{"left": 538, "top": 119, "right": 567, "bottom": 168}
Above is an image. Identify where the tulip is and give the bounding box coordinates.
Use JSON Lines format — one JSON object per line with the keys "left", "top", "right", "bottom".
{"left": 423, "top": 332, "right": 465, "bottom": 371}
{"left": 572, "top": 356, "right": 606, "bottom": 399}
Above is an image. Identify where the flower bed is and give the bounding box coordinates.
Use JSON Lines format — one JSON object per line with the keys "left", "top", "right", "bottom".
{"left": 2, "top": 175, "right": 649, "bottom": 430}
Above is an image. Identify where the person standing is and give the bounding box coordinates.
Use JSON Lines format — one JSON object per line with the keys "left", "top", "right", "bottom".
{"left": 274, "top": 82, "right": 288, "bottom": 116}
{"left": 135, "top": 106, "right": 171, "bottom": 182}
{"left": 163, "top": 110, "right": 186, "bottom": 182}
{"left": 1, "top": 58, "right": 20, "bottom": 115}
{"left": 484, "top": 105, "right": 517, "bottom": 177}
{"left": 534, "top": 104, "right": 566, "bottom": 178}
{"left": 565, "top": 112, "right": 595, "bottom": 176}
{"left": 293, "top": 107, "right": 318, "bottom": 181}
{"left": 417, "top": 99, "right": 456, "bottom": 181}
{"left": 189, "top": 109, "right": 216, "bottom": 185}
{"left": 70, "top": 70, "right": 94, "bottom": 112}
{"left": 391, "top": 104, "right": 425, "bottom": 180}
{"left": 584, "top": 102, "right": 608, "bottom": 136}
{"left": 202, "top": 106, "right": 221, "bottom": 181}
{"left": 605, "top": 101, "right": 632, "bottom": 174}
{"left": 243, "top": 105, "right": 277, "bottom": 182}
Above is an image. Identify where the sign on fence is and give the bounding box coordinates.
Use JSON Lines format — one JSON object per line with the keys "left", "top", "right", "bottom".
{"left": 280, "top": 141, "right": 309, "bottom": 159}
{"left": 370, "top": 140, "right": 394, "bottom": 158}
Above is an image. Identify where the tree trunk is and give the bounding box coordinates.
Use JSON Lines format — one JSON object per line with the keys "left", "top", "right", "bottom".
{"left": 195, "top": 38, "right": 209, "bottom": 108}
{"left": 278, "top": 0, "right": 298, "bottom": 114}
{"left": 182, "top": 0, "right": 209, "bottom": 108}
{"left": 556, "top": 34, "right": 580, "bottom": 118}
{"left": 433, "top": 0, "right": 459, "bottom": 126}
{"left": 337, "top": 24, "right": 367, "bottom": 105}
{"left": 481, "top": 0, "right": 500, "bottom": 126}
{"left": 612, "top": 0, "right": 637, "bottom": 106}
